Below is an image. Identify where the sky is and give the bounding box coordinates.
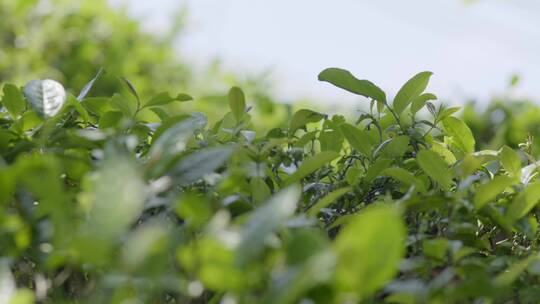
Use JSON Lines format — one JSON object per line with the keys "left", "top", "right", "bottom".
{"left": 112, "top": 0, "right": 540, "bottom": 105}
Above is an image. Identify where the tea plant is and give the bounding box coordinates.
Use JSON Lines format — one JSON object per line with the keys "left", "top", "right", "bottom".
{"left": 1, "top": 67, "right": 540, "bottom": 303}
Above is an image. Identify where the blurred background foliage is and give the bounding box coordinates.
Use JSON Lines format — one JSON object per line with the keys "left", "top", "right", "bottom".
{"left": 0, "top": 0, "right": 291, "bottom": 131}
{"left": 5, "top": 0, "right": 537, "bottom": 147}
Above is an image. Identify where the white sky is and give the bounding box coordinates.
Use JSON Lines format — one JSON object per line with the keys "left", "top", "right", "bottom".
{"left": 112, "top": 0, "right": 540, "bottom": 105}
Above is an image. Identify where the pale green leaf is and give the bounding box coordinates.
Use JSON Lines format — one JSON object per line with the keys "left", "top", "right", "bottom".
{"left": 416, "top": 150, "right": 452, "bottom": 191}
{"left": 443, "top": 116, "right": 475, "bottom": 154}
{"left": 410, "top": 93, "right": 437, "bottom": 114}
{"left": 500, "top": 146, "right": 521, "bottom": 177}
{"left": 334, "top": 205, "right": 405, "bottom": 300}
{"left": 339, "top": 123, "right": 373, "bottom": 157}
{"left": 237, "top": 186, "right": 300, "bottom": 265}
{"left": 393, "top": 71, "right": 433, "bottom": 115}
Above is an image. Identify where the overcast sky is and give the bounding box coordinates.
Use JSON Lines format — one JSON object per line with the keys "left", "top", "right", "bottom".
{"left": 112, "top": 0, "right": 540, "bottom": 105}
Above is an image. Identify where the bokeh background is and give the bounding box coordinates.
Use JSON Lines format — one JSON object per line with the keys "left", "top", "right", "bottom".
{"left": 114, "top": 0, "right": 540, "bottom": 105}
{"left": 2, "top": 0, "right": 540, "bottom": 153}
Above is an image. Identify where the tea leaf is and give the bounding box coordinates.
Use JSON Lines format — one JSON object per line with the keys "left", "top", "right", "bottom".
{"left": 334, "top": 205, "right": 405, "bottom": 300}
{"left": 318, "top": 68, "right": 387, "bottom": 104}
{"left": 417, "top": 150, "right": 452, "bottom": 191}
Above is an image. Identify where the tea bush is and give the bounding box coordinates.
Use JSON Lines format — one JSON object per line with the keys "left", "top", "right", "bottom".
{"left": 1, "top": 67, "right": 540, "bottom": 303}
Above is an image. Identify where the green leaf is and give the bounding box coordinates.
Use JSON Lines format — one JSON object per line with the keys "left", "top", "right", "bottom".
{"left": 318, "top": 68, "right": 387, "bottom": 104}
{"left": 152, "top": 113, "right": 206, "bottom": 143}
{"left": 76, "top": 149, "right": 147, "bottom": 263}
{"left": 118, "top": 76, "right": 140, "bottom": 104}
{"left": 334, "top": 205, "right": 405, "bottom": 300}
{"left": 149, "top": 107, "right": 169, "bottom": 120}
{"left": 66, "top": 94, "right": 91, "bottom": 122}
{"left": 175, "top": 194, "right": 212, "bottom": 229}
{"left": 319, "top": 130, "right": 344, "bottom": 152}
{"left": 392, "top": 71, "right": 433, "bottom": 115}
{"left": 170, "top": 146, "right": 234, "bottom": 186}
{"left": 77, "top": 68, "right": 104, "bottom": 101}
{"left": 250, "top": 177, "right": 271, "bottom": 204}
{"left": 148, "top": 115, "right": 207, "bottom": 176}
{"left": 436, "top": 106, "right": 461, "bottom": 122}
{"left": 383, "top": 167, "right": 426, "bottom": 193}
{"left": 474, "top": 176, "right": 516, "bottom": 209}
{"left": 365, "top": 159, "right": 392, "bottom": 182}
{"left": 1, "top": 84, "right": 26, "bottom": 117}
{"left": 377, "top": 135, "right": 409, "bottom": 158}
{"left": 494, "top": 253, "right": 540, "bottom": 286}
{"left": 236, "top": 186, "right": 300, "bottom": 265}
{"left": 416, "top": 150, "right": 453, "bottom": 191}
{"left": 23, "top": 79, "right": 66, "bottom": 118}
{"left": 339, "top": 123, "right": 373, "bottom": 157}
{"left": 143, "top": 92, "right": 193, "bottom": 108}
{"left": 500, "top": 145, "right": 521, "bottom": 177}
{"left": 431, "top": 142, "right": 457, "bottom": 165}
{"left": 423, "top": 238, "right": 449, "bottom": 261}
{"left": 110, "top": 93, "right": 136, "bottom": 117}
{"left": 289, "top": 109, "right": 325, "bottom": 133}
{"left": 410, "top": 93, "right": 437, "bottom": 114}
{"left": 506, "top": 182, "right": 540, "bottom": 222}
{"left": 308, "top": 187, "right": 351, "bottom": 216}
{"left": 228, "top": 86, "right": 246, "bottom": 122}
{"left": 283, "top": 151, "right": 340, "bottom": 186}
{"left": 82, "top": 97, "right": 112, "bottom": 116}
{"left": 98, "top": 111, "right": 124, "bottom": 129}
{"left": 443, "top": 116, "right": 475, "bottom": 154}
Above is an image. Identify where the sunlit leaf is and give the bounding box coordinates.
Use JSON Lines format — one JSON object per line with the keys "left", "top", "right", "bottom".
{"left": 340, "top": 123, "right": 373, "bottom": 157}
{"left": 23, "top": 79, "right": 66, "bottom": 118}
{"left": 334, "top": 205, "right": 405, "bottom": 300}
{"left": 393, "top": 71, "right": 433, "bottom": 115}
{"left": 416, "top": 149, "right": 452, "bottom": 191}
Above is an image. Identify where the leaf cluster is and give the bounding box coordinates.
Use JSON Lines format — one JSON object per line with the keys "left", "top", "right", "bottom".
{"left": 1, "top": 68, "right": 539, "bottom": 303}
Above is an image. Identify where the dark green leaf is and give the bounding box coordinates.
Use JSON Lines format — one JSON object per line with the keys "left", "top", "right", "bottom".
{"left": 228, "top": 86, "right": 246, "bottom": 122}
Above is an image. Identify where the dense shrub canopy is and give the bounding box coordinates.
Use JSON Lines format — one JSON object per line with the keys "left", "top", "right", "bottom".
{"left": 1, "top": 66, "right": 540, "bottom": 303}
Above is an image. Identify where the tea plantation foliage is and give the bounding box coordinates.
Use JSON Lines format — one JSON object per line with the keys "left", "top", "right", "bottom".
{"left": 2, "top": 68, "right": 540, "bottom": 304}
